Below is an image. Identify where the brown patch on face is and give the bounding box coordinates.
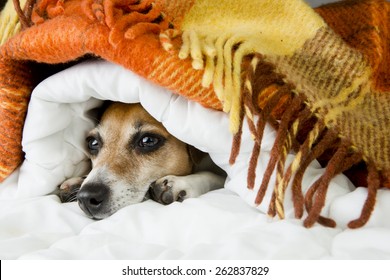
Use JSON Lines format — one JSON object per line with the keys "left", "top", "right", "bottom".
{"left": 86, "top": 103, "right": 193, "bottom": 193}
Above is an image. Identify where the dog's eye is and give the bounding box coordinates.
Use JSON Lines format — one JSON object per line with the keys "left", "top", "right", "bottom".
{"left": 133, "top": 133, "right": 165, "bottom": 154}
{"left": 139, "top": 136, "right": 159, "bottom": 148}
{"left": 87, "top": 136, "right": 100, "bottom": 155}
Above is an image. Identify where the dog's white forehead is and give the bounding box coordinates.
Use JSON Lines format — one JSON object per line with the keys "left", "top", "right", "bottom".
{"left": 96, "top": 103, "right": 169, "bottom": 141}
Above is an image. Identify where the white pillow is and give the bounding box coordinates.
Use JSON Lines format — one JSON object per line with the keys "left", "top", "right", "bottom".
{"left": 18, "top": 60, "right": 390, "bottom": 228}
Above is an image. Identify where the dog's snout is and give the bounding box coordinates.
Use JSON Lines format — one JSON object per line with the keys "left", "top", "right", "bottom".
{"left": 77, "top": 183, "right": 110, "bottom": 219}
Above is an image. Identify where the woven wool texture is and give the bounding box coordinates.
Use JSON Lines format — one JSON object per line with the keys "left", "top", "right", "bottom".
{"left": 0, "top": 0, "right": 389, "bottom": 228}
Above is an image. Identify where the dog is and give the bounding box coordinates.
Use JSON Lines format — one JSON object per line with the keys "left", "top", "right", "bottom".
{"left": 58, "top": 102, "right": 226, "bottom": 219}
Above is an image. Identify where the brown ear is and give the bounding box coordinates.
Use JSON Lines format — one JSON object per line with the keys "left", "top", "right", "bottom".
{"left": 187, "top": 145, "right": 207, "bottom": 165}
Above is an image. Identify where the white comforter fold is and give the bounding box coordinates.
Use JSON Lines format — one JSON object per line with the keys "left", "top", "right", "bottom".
{"left": 1, "top": 60, "right": 390, "bottom": 260}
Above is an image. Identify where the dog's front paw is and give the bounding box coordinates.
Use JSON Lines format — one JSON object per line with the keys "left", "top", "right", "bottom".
{"left": 58, "top": 176, "right": 85, "bottom": 203}
{"left": 149, "top": 176, "right": 187, "bottom": 205}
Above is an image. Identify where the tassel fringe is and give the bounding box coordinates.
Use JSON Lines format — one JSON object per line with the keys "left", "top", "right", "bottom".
{"left": 178, "top": 30, "right": 262, "bottom": 134}
{"left": 14, "top": 0, "right": 173, "bottom": 48}
{"left": 348, "top": 163, "right": 380, "bottom": 228}
{"left": 12, "top": 0, "right": 36, "bottom": 29}
{"left": 229, "top": 55, "right": 385, "bottom": 228}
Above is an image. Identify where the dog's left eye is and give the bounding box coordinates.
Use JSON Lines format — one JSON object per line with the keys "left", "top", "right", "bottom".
{"left": 139, "top": 136, "right": 160, "bottom": 148}
{"left": 133, "top": 133, "right": 165, "bottom": 153}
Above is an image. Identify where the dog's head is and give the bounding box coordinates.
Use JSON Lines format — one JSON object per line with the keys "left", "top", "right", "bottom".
{"left": 77, "top": 102, "right": 201, "bottom": 219}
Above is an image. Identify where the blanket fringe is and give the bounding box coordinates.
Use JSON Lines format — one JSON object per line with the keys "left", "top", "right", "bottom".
{"left": 104, "top": 0, "right": 170, "bottom": 46}
{"left": 30, "top": 0, "right": 64, "bottom": 25}
{"left": 12, "top": 0, "right": 36, "bottom": 29}
{"left": 231, "top": 54, "right": 383, "bottom": 228}
{"left": 178, "top": 30, "right": 265, "bottom": 134}
{"left": 83, "top": 0, "right": 174, "bottom": 47}
{"left": 292, "top": 126, "right": 337, "bottom": 219}
{"left": 348, "top": 163, "right": 380, "bottom": 228}
{"left": 15, "top": 0, "right": 173, "bottom": 47}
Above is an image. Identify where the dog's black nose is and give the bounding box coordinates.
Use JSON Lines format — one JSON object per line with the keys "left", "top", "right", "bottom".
{"left": 77, "top": 183, "right": 110, "bottom": 219}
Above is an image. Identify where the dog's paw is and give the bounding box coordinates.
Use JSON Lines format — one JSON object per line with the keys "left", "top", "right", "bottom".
{"left": 58, "top": 176, "right": 85, "bottom": 203}
{"left": 149, "top": 176, "right": 188, "bottom": 205}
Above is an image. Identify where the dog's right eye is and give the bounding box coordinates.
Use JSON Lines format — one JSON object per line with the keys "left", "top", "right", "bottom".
{"left": 87, "top": 137, "right": 100, "bottom": 155}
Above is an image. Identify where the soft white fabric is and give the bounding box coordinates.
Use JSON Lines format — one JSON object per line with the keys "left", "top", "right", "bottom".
{"left": 1, "top": 60, "right": 390, "bottom": 260}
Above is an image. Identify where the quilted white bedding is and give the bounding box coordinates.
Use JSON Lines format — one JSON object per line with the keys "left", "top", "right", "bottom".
{"left": 1, "top": 59, "right": 390, "bottom": 260}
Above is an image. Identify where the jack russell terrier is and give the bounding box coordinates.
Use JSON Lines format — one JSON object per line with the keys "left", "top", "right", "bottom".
{"left": 58, "top": 102, "right": 226, "bottom": 219}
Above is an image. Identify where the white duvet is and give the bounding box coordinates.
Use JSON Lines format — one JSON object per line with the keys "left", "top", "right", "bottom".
{"left": 1, "top": 60, "right": 390, "bottom": 260}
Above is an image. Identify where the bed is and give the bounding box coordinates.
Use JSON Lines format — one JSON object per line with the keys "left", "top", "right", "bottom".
{"left": 1, "top": 59, "right": 390, "bottom": 260}
{"left": 1, "top": 0, "right": 390, "bottom": 260}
